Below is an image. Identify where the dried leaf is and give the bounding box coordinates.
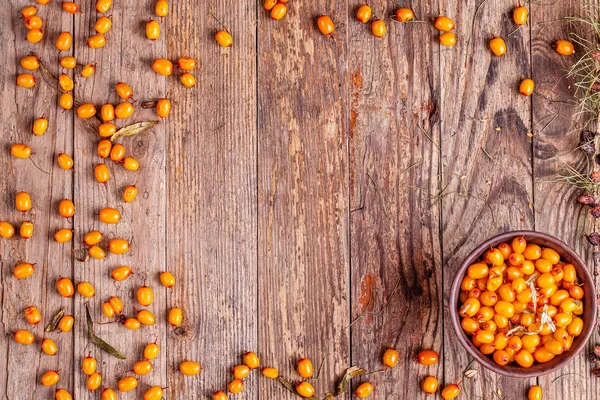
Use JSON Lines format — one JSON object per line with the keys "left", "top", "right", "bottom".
{"left": 45, "top": 307, "right": 66, "bottom": 332}
{"left": 140, "top": 100, "right": 158, "bottom": 109}
{"left": 277, "top": 377, "right": 318, "bottom": 400}
{"left": 464, "top": 369, "right": 478, "bottom": 379}
{"left": 110, "top": 121, "right": 159, "bottom": 142}
{"left": 325, "top": 366, "right": 367, "bottom": 399}
{"left": 85, "top": 303, "right": 126, "bottom": 359}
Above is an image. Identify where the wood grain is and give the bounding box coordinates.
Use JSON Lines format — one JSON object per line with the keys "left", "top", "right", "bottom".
{"left": 257, "top": 1, "right": 350, "bottom": 398}
{"left": 532, "top": 1, "right": 600, "bottom": 398}
{"left": 165, "top": 0, "right": 258, "bottom": 398}
{"left": 348, "top": 1, "right": 444, "bottom": 398}
{"left": 2, "top": 1, "right": 75, "bottom": 398}
{"left": 439, "top": 0, "right": 536, "bottom": 398}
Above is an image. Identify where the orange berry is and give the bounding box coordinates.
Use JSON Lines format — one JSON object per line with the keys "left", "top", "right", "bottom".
{"left": 41, "top": 370, "right": 61, "bottom": 386}
{"left": 95, "top": 163, "right": 110, "bottom": 183}
{"left": 180, "top": 361, "right": 201, "bottom": 376}
{"left": 417, "top": 349, "right": 439, "bottom": 365}
{"left": 10, "top": 144, "right": 32, "bottom": 158}
{"left": 216, "top": 30, "right": 233, "bottom": 47}
{"left": 15, "top": 191, "right": 32, "bottom": 212}
{"left": 96, "top": 0, "right": 112, "bottom": 13}
{"left": 137, "top": 285, "right": 154, "bottom": 306}
{"left": 99, "top": 207, "right": 120, "bottom": 224}
{"left": 123, "top": 157, "right": 140, "bottom": 171}
{"left": 422, "top": 376, "right": 438, "bottom": 394}
{"left": 118, "top": 376, "right": 138, "bottom": 392}
{"left": 146, "top": 19, "right": 161, "bottom": 40}
{"left": 81, "top": 63, "right": 96, "bottom": 77}
{"left": 168, "top": 307, "right": 183, "bottom": 326}
{"left": 156, "top": 98, "right": 171, "bottom": 117}
{"left": 17, "top": 73, "right": 36, "bottom": 88}
{"left": 213, "top": 390, "right": 228, "bottom": 400}
{"left": 441, "top": 384, "right": 460, "bottom": 399}
{"left": 88, "top": 34, "right": 106, "bottom": 48}
{"left": 59, "top": 93, "right": 74, "bottom": 110}
{"left": 434, "top": 16, "right": 455, "bottom": 31}
{"left": 14, "top": 329, "right": 35, "bottom": 344}
{"left": 382, "top": 348, "right": 399, "bottom": 367}
{"left": 123, "top": 185, "right": 137, "bottom": 202}
{"left": 263, "top": 0, "right": 277, "bottom": 11}
{"left": 24, "top": 16, "right": 43, "bottom": 30}
{"left": 555, "top": 40, "right": 575, "bottom": 55}
{"left": 55, "top": 32, "right": 73, "bottom": 51}
{"left": 371, "top": 19, "right": 386, "bottom": 37}
{"left": 88, "top": 245, "right": 106, "bottom": 258}
{"left": 528, "top": 385, "right": 542, "bottom": 400}
{"left": 317, "top": 15, "right": 335, "bottom": 35}
{"left": 58, "top": 199, "right": 75, "bottom": 218}
{"left": 155, "top": 0, "right": 168, "bottom": 16}
{"left": 355, "top": 382, "right": 374, "bottom": 398}
{"left": 101, "top": 389, "right": 117, "bottom": 400}
{"left": 270, "top": 3, "right": 287, "bottom": 20}
{"left": 77, "top": 103, "right": 97, "bottom": 119}
{"left": 32, "top": 117, "right": 48, "bottom": 136}
{"left": 144, "top": 386, "right": 164, "bottom": 400}
{"left": 296, "top": 382, "right": 314, "bottom": 398}
{"left": 513, "top": 6, "right": 528, "bottom": 25}
{"left": 54, "top": 228, "right": 73, "bottom": 243}
{"left": 123, "top": 317, "right": 141, "bottom": 330}
{"left": 115, "top": 82, "right": 133, "bottom": 100}
{"left": 27, "top": 28, "right": 44, "bottom": 43}
{"left": 20, "top": 55, "right": 40, "bottom": 70}
{"left": 55, "top": 389, "right": 72, "bottom": 400}
{"left": 77, "top": 281, "right": 95, "bottom": 298}
{"left": 262, "top": 367, "right": 279, "bottom": 378}
{"left": 115, "top": 101, "right": 134, "bottom": 119}
{"left": 109, "top": 238, "right": 130, "bottom": 254}
{"left": 14, "top": 263, "right": 35, "bottom": 279}
{"left": 56, "top": 277, "right": 74, "bottom": 297}
{"left": 133, "top": 360, "right": 153, "bottom": 375}
{"left": 489, "top": 37, "right": 507, "bottom": 56}
{"left": 19, "top": 221, "right": 34, "bottom": 236}
{"left": 356, "top": 5, "right": 372, "bottom": 23}
{"left": 61, "top": 2, "right": 79, "bottom": 13}
{"left": 24, "top": 306, "right": 42, "bottom": 325}
{"left": 233, "top": 364, "right": 251, "bottom": 379}
{"left": 153, "top": 58, "right": 173, "bottom": 76}
{"left": 41, "top": 338, "right": 58, "bottom": 355}
{"left": 22, "top": 6, "right": 38, "bottom": 19}
{"left": 82, "top": 355, "right": 97, "bottom": 375}
{"left": 297, "top": 358, "right": 313, "bottom": 378}
{"left": 395, "top": 8, "right": 414, "bottom": 22}
{"left": 160, "top": 271, "right": 175, "bottom": 287}
{"left": 144, "top": 342, "right": 160, "bottom": 360}
{"left": 439, "top": 32, "right": 457, "bottom": 47}
{"left": 180, "top": 73, "right": 196, "bottom": 88}
{"left": 58, "top": 315, "right": 74, "bottom": 332}
{"left": 0, "top": 221, "right": 16, "bottom": 238}
{"left": 112, "top": 265, "right": 132, "bottom": 281}
{"left": 87, "top": 372, "right": 102, "bottom": 391}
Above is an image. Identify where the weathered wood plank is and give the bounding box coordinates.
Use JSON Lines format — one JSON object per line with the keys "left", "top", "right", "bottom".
{"left": 532, "top": 1, "right": 600, "bottom": 398}
{"left": 257, "top": 2, "right": 350, "bottom": 398}
{"left": 2, "top": 1, "right": 75, "bottom": 398}
{"left": 73, "top": 0, "right": 168, "bottom": 397}
{"left": 164, "top": 1, "right": 258, "bottom": 398}
{"left": 348, "top": 2, "right": 443, "bottom": 398}
{"left": 440, "top": 0, "right": 536, "bottom": 397}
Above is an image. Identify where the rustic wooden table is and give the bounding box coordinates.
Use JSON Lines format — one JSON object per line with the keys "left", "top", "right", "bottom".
{"left": 1, "top": 0, "right": 599, "bottom": 399}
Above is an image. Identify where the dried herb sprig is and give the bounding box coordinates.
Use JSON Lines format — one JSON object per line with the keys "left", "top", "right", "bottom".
{"left": 45, "top": 307, "right": 66, "bottom": 332}
{"left": 85, "top": 303, "right": 126, "bottom": 359}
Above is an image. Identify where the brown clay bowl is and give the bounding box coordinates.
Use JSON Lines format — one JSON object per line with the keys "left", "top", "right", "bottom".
{"left": 450, "top": 231, "right": 597, "bottom": 377}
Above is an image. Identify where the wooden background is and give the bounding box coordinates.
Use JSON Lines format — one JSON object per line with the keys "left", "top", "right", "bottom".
{"left": 0, "top": 0, "right": 599, "bottom": 399}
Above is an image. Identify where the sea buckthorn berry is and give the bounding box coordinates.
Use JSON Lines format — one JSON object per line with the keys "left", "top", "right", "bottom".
{"left": 520, "top": 260, "right": 535, "bottom": 275}
{"left": 511, "top": 236, "right": 527, "bottom": 253}
{"left": 568, "top": 317, "right": 584, "bottom": 336}
{"left": 461, "top": 317, "right": 479, "bottom": 333}
{"left": 95, "top": 16, "right": 112, "bottom": 34}
{"left": 17, "top": 73, "right": 36, "bottom": 88}
{"left": 382, "top": 347, "right": 399, "bottom": 367}
{"left": 84, "top": 231, "right": 103, "bottom": 246}
{"left": 54, "top": 228, "right": 73, "bottom": 243}
{"left": 494, "top": 332, "right": 509, "bottom": 349}
{"left": 98, "top": 140, "right": 112, "bottom": 158}
{"left": 264, "top": 0, "right": 277, "bottom": 10}
{"left": 118, "top": 376, "right": 138, "bottom": 392}
{"left": 520, "top": 78, "right": 534, "bottom": 96}
{"left": 528, "top": 385, "right": 542, "bottom": 400}
{"left": 356, "top": 382, "right": 374, "bottom": 398}
{"left": 541, "top": 247, "right": 560, "bottom": 263}
{"left": 467, "top": 262, "right": 488, "bottom": 279}
{"left": 101, "top": 388, "right": 117, "bottom": 400}
{"left": 180, "top": 361, "right": 201, "bottom": 376}
{"left": 15, "top": 192, "right": 32, "bottom": 212}
{"left": 146, "top": 19, "right": 161, "bottom": 40}
{"left": 56, "top": 277, "right": 74, "bottom": 297}
{"left": 494, "top": 301, "right": 515, "bottom": 318}
{"left": 297, "top": 358, "right": 313, "bottom": 377}
{"left": 536, "top": 272, "right": 555, "bottom": 288}
{"left": 233, "top": 364, "right": 251, "bottom": 379}
{"left": 62, "top": 2, "right": 79, "bottom": 13}
{"left": 243, "top": 351, "right": 260, "bottom": 369}
{"left": 95, "top": 163, "right": 110, "bottom": 183}
{"left": 25, "top": 16, "right": 43, "bottom": 30}
{"left": 522, "top": 334, "right": 540, "bottom": 349}
{"left": 153, "top": 58, "right": 174, "bottom": 76}
{"left": 87, "top": 243, "right": 104, "bottom": 257}
{"left": 112, "top": 266, "right": 132, "bottom": 281}
{"left": 480, "top": 290, "right": 497, "bottom": 306}
{"left": 123, "top": 157, "right": 140, "bottom": 171}
{"left": 213, "top": 391, "right": 228, "bottom": 400}
{"left": 562, "top": 264, "right": 576, "bottom": 282}
{"left": 509, "top": 253, "right": 524, "bottom": 266}
{"left": 493, "top": 349, "right": 510, "bottom": 365}
{"left": 14, "top": 329, "right": 34, "bottom": 344}
{"left": 434, "top": 16, "right": 455, "bottom": 31}
{"left": 22, "top": 6, "right": 38, "bottom": 18}
{"left": 87, "top": 372, "right": 102, "bottom": 391}
{"left": 59, "top": 93, "right": 74, "bottom": 110}
{"left": 115, "top": 82, "right": 133, "bottom": 100}
{"left": 523, "top": 244, "right": 542, "bottom": 260}
{"left": 168, "top": 307, "right": 183, "bottom": 326}
{"left": 480, "top": 343, "right": 496, "bottom": 355}
{"left": 422, "top": 375, "right": 438, "bottom": 394}
{"left": 0, "top": 221, "right": 15, "bottom": 238}
{"left": 123, "top": 317, "right": 141, "bottom": 330}
{"left": 58, "top": 315, "right": 74, "bottom": 332}
{"left": 133, "top": 360, "right": 153, "bottom": 375}
{"left": 58, "top": 199, "right": 75, "bottom": 218}
{"left": 497, "top": 243, "right": 512, "bottom": 259}
{"left": 115, "top": 101, "right": 134, "bottom": 119}
{"left": 109, "top": 296, "right": 123, "bottom": 314}
{"left": 27, "top": 28, "right": 44, "bottom": 43}
{"left": 96, "top": 0, "right": 112, "bottom": 13}
{"left": 24, "top": 306, "right": 42, "bottom": 325}
{"left": 160, "top": 271, "right": 175, "bottom": 287}
{"left": 155, "top": 0, "right": 169, "bottom": 16}
{"left": 20, "top": 56, "right": 40, "bottom": 70}
{"left": 535, "top": 259, "right": 553, "bottom": 273}
{"left": 144, "top": 386, "right": 165, "bottom": 400}
{"left": 317, "top": 15, "right": 335, "bottom": 35}
{"left": 475, "top": 330, "right": 495, "bottom": 344}
{"left": 554, "top": 313, "right": 573, "bottom": 328}
{"left": 20, "top": 221, "right": 34, "bottom": 239}
{"left": 395, "top": 8, "right": 415, "bottom": 22}
{"left": 513, "top": 6, "right": 528, "bottom": 25}
{"left": 216, "top": 30, "right": 233, "bottom": 47}
{"left": 569, "top": 285, "right": 584, "bottom": 300}
{"left": 41, "top": 338, "right": 58, "bottom": 355}
{"left": 137, "top": 285, "right": 154, "bottom": 306}
{"left": 56, "top": 32, "right": 73, "bottom": 51}
{"left": 81, "top": 64, "right": 95, "bottom": 77}
{"left": 60, "top": 56, "right": 77, "bottom": 69}
{"left": 498, "top": 283, "right": 515, "bottom": 302}
{"left": 371, "top": 19, "right": 386, "bottom": 37}
{"left": 109, "top": 238, "right": 130, "bottom": 254}
{"left": 98, "top": 123, "right": 117, "bottom": 138}
{"left": 99, "top": 207, "right": 120, "bottom": 224}
{"left": 144, "top": 342, "right": 160, "bottom": 360}
{"left": 459, "top": 297, "right": 480, "bottom": 317}
{"left": 296, "top": 381, "right": 314, "bottom": 398}
{"left": 555, "top": 40, "right": 575, "bottom": 55}
{"left": 77, "top": 104, "right": 97, "bottom": 119}
{"left": 101, "top": 104, "right": 115, "bottom": 122}
{"left": 109, "top": 143, "right": 125, "bottom": 161}
{"left": 441, "top": 384, "right": 460, "bottom": 399}
{"left": 77, "top": 281, "right": 95, "bottom": 298}
{"left": 417, "top": 349, "right": 439, "bottom": 365}
{"left": 10, "top": 144, "right": 32, "bottom": 159}
{"left": 270, "top": 3, "right": 287, "bottom": 20}
{"left": 559, "top": 298, "right": 580, "bottom": 313}
{"left": 489, "top": 37, "right": 507, "bottom": 56}
{"left": 533, "top": 347, "right": 555, "bottom": 363}
{"left": 515, "top": 349, "right": 534, "bottom": 367}
{"left": 180, "top": 73, "right": 196, "bottom": 88}
{"left": 102, "top": 301, "right": 115, "bottom": 318}
{"left": 505, "top": 266, "right": 523, "bottom": 281}
{"left": 88, "top": 35, "right": 106, "bottom": 49}
{"left": 439, "top": 32, "right": 456, "bottom": 47}
{"left": 356, "top": 5, "right": 372, "bottom": 23}
{"left": 262, "top": 367, "right": 279, "bottom": 379}
{"left": 55, "top": 389, "right": 72, "bottom": 400}
{"left": 14, "top": 263, "right": 35, "bottom": 279}
{"left": 41, "top": 370, "right": 60, "bottom": 386}
{"left": 461, "top": 276, "right": 476, "bottom": 291}
{"left": 122, "top": 185, "right": 138, "bottom": 202}
{"left": 544, "top": 339, "right": 564, "bottom": 355}
{"left": 156, "top": 98, "right": 171, "bottom": 117}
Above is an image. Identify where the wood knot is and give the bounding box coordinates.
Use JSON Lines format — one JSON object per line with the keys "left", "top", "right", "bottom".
{"left": 412, "top": 286, "right": 424, "bottom": 297}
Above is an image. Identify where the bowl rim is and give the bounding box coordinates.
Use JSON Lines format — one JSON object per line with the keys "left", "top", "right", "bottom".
{"left": 450, "top": 230, "right": 598, "bottom": 377}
